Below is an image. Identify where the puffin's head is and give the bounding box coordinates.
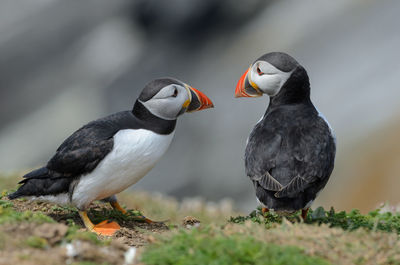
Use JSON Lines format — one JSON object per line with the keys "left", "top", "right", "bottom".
{"left": 137, "top": 78, "right": 213, "bottom": 120}
{"left": 235, "top": 52, "right": 302, "bottom": 98}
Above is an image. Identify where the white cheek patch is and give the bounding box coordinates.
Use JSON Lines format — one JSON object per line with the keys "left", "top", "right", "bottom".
{"left": 254, "top": 74, "right": 281, "bottom": 96}
{"left": 251, "top": 62, "right": 293, "bottom": 97}
{"left": 140, "top": 85, "right": 189, "bottom": 120}
{"left": 139, "top": 99, "right": 175, "bottom": 120}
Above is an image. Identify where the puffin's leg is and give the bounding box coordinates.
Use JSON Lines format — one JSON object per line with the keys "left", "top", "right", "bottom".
{"left": 301, "top": 208, "right": 309, "bottom": 221}
{"left": 102, "top": 196, "right": 127, "bottom": 214}
{"left": 110, "top": 201, "right": 128, "bottom": 214}
{"left": 105, "top": 195, "right": 155, "bottom": 224}
{"left": 262, "top": 208, "right": 269, "bottom": 214}
{"left": 79, "top": 211, "right": 120, "bottom": 236}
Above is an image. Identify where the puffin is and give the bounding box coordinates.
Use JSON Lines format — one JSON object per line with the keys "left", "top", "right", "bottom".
{"left": 235, "top": 52, "right": 336, "bottom": 220}
{"left": 9, "top": 77, "right": 213, "bottom": 235}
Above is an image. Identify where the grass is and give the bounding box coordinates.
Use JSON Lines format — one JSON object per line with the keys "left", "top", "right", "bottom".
{"left": 230, "top": 206, "right": 400, "bottom": 234}
{"left": 24, "top": 236, "right": 48, "bottom": 249}
{"left": 0, "top": 173, "right": 21, "bottom": 191}
{"left": 224, "top": 221, "right": 400, "bottom": 265}
{"left": 0, "top": 199, "right": 55, "bottom": 224}
{"left": 0, "top": 196, "right": 126, "bottom": 265}
{"left": 141, "top": 226, "right": 331, "bottom": 265}
{"left": 0, "top": 198, "right": 110, "bottom": 246}
{"left": 2, "top": 172, "right": 400, "bottom": 265}
{"left": 117, "top": 192, "right": 235, "bottom": 225}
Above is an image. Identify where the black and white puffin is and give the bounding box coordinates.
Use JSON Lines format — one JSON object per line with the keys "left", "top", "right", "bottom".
{"left": 235, "top": 52, "right": 336, "bottom": 220}
{"left": 9, "top": 77, "right": 213, "bottom": 235}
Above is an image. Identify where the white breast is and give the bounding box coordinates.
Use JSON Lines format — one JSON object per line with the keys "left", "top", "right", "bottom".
{"left": 72, "top": 129, "right": 174, "bottom": 209}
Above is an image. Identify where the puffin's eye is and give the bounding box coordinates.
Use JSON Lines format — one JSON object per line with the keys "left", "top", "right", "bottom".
{"left": 256, "top": 67, "right": 264, "bottom": 76}
{"left": 172, "top": 88, "right": 178, "bottom": 97}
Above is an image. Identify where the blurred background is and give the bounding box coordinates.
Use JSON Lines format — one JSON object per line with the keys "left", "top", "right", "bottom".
{"left": 0, "top": 0, "right": 399, "bottom": 213}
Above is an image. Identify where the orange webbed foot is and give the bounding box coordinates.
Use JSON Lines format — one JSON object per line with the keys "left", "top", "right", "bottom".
{"left": 92, "top": 220, "right": 120, "bottom": 236}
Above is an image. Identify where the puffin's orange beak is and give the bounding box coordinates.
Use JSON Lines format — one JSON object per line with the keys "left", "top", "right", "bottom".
{"left": 235, "top": 67, "right": 262, "bottom": 98}
{"left": 186, "top": 86, "right": 214, "bottom": 112}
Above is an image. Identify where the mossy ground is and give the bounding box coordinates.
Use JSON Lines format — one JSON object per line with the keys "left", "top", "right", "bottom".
{"left": 141, "top": 226, "right": 331, "bottom": 265}
{"left": 230, "top": 205, "right": 400, "bottom": 234}
{"left": 0, "top": 173, "right": 237, "bottom": 265}
{"left": 1, "top": 174, "right": 400, "bottom": 265}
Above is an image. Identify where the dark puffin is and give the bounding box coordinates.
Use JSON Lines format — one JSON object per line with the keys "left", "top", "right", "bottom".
{"left": 9, "top": 78, "right": 213, "bottom": 235}
{"left": 235, "top": 52, "right": 336, "bottom": 220}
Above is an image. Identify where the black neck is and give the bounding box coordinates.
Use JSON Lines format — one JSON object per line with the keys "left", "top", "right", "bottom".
{"left": 270, "top": 66, "right": 311, "bottom": 106}
{"left": 132, "top": 100, "right": 176, "bottom": 135}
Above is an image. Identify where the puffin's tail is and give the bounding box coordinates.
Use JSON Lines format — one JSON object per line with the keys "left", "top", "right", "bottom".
{"left": 7, "top": 191, "right": 23, "bottom": 200}
{"left": 8, "top": 167, "right": 71, "bottom": 199}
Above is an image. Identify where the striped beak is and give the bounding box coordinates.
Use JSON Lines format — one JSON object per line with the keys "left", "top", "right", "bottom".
{"left": 185, "top": 86, "right": 214, "bottom": 112}
{"left": 235, "top": 66, "right": 263, "bottom": 98}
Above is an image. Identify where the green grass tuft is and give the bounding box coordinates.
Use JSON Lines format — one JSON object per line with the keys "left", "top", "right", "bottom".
{"left": 0, "top": 201, "right": 55, "bottom": 224}
{"left": 50, "top": 204, "right": 78, "bottom": 213}
{"left": 0, "top": 200, "right": 13, "bottom": 209}
{"left": 24, "top": 236, "right": 48, "bottom": 249}
{"left": 230, "top": 206, "right": 400, "bottom": 234}
{"left": 141, "top": 227, "right": 331, "bottom": 265}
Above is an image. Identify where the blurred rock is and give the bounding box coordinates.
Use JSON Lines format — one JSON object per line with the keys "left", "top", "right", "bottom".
{"left": 33, "top": 223, "right": 68, "bottom": 245}
{"left": 182, "top": 216, "right": 201, "bottom": 228}
{"left": 131, "top": 0, "right": 269, "bottom": 41}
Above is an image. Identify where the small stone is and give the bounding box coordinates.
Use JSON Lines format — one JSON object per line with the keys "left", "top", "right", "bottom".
{"left": 33, "top": 223, "right": 68, "bottom": 245}
{"left": 146, "top": 235, "right": 157, "bottom": 243}
{"left": 111, "top": 237, "right": 129, "bottom": 250}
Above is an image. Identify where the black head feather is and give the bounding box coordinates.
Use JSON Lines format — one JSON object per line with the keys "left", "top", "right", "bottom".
{"left": 138, "top": 77, "right": 185, "bottom": 102}
{"left": 255, "top": 52, "right": 299, "bottom": 73}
